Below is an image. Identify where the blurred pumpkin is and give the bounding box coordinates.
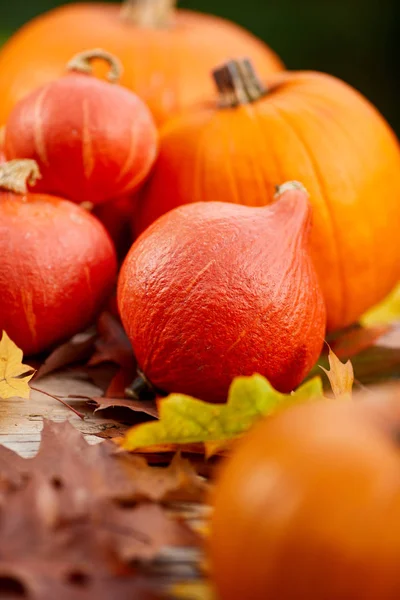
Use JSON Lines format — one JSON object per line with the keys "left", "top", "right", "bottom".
{"left": 0, "top": 0, "right": 283, "bottom": 126}
{"left": 134, "top": 59, "right": 400, "bottom": 332}
{"left": 210, "top": 386, "right": 400, "bottom": 600}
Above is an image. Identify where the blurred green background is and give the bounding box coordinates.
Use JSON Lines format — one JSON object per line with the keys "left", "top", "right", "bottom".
{"left": 1, "top": 0, "right": 398, "bottom": 132}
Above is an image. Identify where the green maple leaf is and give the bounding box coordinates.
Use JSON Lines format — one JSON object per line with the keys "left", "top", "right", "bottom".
{"left": 122, "top": 374, "right": 324, "bottom": 452}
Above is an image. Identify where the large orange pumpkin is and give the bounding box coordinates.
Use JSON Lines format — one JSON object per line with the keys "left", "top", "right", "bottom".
{"left": 134, "top": 59, "right": 400, "bottom": 332}
{"left": 210, "top": 387, "right": 400, "bottom": 600}
{"left": 0, "top": 0, "right": 283, "bottom": 126}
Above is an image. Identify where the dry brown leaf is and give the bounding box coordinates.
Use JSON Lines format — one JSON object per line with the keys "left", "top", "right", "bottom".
{"left": 320, "top": 348, "right": 354, "bottom": 400}
{"left": 89, "top": 312, "right": 135, "bottom": 371}
{"left": 1, "top": 420, "right": 208, "bottom": 505}
{"left": 92, "top": 396, "right": 158, "bottom": 418}
{"left": 34, "top": 330, "right": 96, "bottom": 381}
{"left": 0, "top": 331, "right": 35, "bottom": 399}
{"left": 0, "top": 419, "right": 204, "bottom": 598}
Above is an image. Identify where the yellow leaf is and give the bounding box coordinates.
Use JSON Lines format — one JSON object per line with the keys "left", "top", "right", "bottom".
{"left": 320, "top": 348, "right": 354, "bottom": 401}
{"left": 361, "top": 282, "right": 400, "bottom": 326}
{"left": 122, "top": 374, "right": 324, "bottom": 451}
{"left": 0, "top": 331, "right": 35, "bottom": 399}
{"left": 170, "top": 581, "right": 217, "bottom": 600}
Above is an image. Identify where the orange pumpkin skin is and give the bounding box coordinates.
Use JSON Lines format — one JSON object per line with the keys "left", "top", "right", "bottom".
{"left": 118, "top": 184, "right": 326, "bottom": 402}
{"left": 210, "top": 395, "right": 400, "bottom": 600}
{"left": 135, "top": 69, "right": 400, "bottom": 332}
{"left": 0, "top": 184, "right": 117, "bottom": 355}
{"left": 0, "top": 3, "right": 283, "bottom": 127}
{"left": 4, "top": 62, "right": 158, "bottom": 206}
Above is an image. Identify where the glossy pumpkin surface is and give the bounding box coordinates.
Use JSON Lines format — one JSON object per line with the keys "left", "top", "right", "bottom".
{"left": 210, "top": 394, "right": 400, "bottom": 600}
{"left": 135, "top": 66, "right": 400, "bottom": 331}
{"left": 0, "top": 1, "right": 283, "bottom": 126}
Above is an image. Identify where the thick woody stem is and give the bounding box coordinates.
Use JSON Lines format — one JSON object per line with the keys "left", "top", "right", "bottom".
{"left": 121, "top": 0, "right": 175, "bottom": 28}
{"left": 67, "top": 49, "right": 123, "bottom": 83}
{"left": 0, "top": 159, "right": 41, "bottom": 194}
{"left": 125, "top": 369, "right": 158, "bottom": 401}
{"left": 213, "top": 59, "right": 268, "bottom": 108}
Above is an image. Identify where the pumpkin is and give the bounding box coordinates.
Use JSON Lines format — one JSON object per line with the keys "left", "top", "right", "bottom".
{"left": 0, "top": 0, "right": 283, "bottom": 127}
{"left": 118, "top": 182, "right": 326, "bottom": 402}
{"left": 134, "top": 59, "right": 400, "bottom": 332}
{"left": 0, "top": 160, "right": 117, "bottom": 355}
{"left": 210, "top": 386, "right": 400, "bottom": 600}
{"left": 4, "top": 50, "right": 158, "bottom": 206}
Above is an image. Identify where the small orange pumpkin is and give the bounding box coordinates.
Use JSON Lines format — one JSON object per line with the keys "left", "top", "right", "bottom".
{"left": 134, "top": 60, "right": 400, "bottom": 332}
{"left": 0, "top": 0, "right": 283, "bottom": 126}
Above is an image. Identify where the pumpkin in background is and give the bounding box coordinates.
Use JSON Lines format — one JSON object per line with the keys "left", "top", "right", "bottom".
{"left": 0, "top": 160, "right": 117, "bottom": 355}
{"left": 0, "top": 0, "right": 283, "bottom": 127}
{"left": 134, "top": 59, "right": 400, "bottom": 332}
{"left": 4, "top": 50, "right": 158, "bottom": 206}
{"left": 210, "top": 387, "right": 400, "bottom": 600}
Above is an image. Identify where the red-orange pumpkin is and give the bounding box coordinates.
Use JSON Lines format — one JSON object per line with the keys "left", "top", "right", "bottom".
{"left": 4, "top": 50, "right": 158, "bottom": 206}
{"left": 118, "top": 183, "right": 326, "bottom": 402}
{"left": 210, "top": 387, "right": 400, "bottom": 600}
{"left": 134, "top": 59, "right": 400, "bottom": 332}
{"left": 0, "top": 160, "right": 117, "bottom": 355}
{"left": 0, "top": 0, "right": 283, "bottom": 127}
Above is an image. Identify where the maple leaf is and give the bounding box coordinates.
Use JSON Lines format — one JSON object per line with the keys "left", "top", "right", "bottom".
{"left": 0, "top": 419, "right": 203, "bottom": 598}
{"left": 121, "top": 374, "right": 324, "bottom": 452}
{"left": 0, "top": 331, "right": 35, "bottom": 399}
{"left": 34, "top": 329, "right": 96, "bottom": 381}
{"left": 320, "top": 347, "right": 354, "bottom": 401}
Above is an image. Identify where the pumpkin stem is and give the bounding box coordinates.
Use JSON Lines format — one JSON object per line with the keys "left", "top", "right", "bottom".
{"left": 0, "top": 159, "right": 41, "bottom": 194}
{"left": 213, "top": 59, "right": 267, "bottom": 108}
{"left": 67, "top": 49, "right": 123, "bottom": 84}
{"left": 275, "top": 181, "right": 309, "bottom": 198}
{"left": 121, "top": 0, "right": 175, "bottom": 28}
{"left": 125, "top": 369, "right": 158, "bottom": 401}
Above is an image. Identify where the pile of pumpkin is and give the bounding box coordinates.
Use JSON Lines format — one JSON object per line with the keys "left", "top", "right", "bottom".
{"left": 1, "top": 1, "right": 400, "bottom": 598}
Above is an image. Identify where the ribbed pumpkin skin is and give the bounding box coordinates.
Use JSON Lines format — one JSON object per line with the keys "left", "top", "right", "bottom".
{"left": 134, "top": 71, "right": 400, "bottom": 332}
{"left": 118, "top": 190, "right": 326, "bottom": 402}
{"left": 0, "top": 191, "right": 117, "bottom": 355}
{"left": 4, "top": 72, "right": 158, "bottom": 205}
{"left": 0, "top": 3, "right": 283, "bottom": 127}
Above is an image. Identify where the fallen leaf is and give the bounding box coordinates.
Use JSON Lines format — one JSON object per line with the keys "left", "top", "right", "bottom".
{"left": 170, "top": 581, "right": 217, "bottom": 600}
{"left": 320, "top": 347, "right": 354, "bottom": 400}
{"left": 361, "top": 283, "right": 400, "bottom": 326}
{"left": 2, "top": 420, "right": 208, "bottom": 505}
{"left": 34, "top": 329, "right": 96, "bottom": 381}
{"left": 89, "top": 312, "right": 135, "bottom": 371}
{"left": 0, "top": 419, "right": 204, "bottom": 598}
{"left": 0, "top": 476, "right": 163, "bottom": 600}
{"left": 106, "top": 366, "right": 136, "bottom": 398}
{"left": 0, "top": 331, "right": 35, "bottom": 399}
{"left": 329, "top": 323, "right": 392, "bottom": 360}
{"left": 92, "top": 396, "right": 158, "bottom": 418}
{"left": 122, "top": 374, "right": 324, "bottom": 451}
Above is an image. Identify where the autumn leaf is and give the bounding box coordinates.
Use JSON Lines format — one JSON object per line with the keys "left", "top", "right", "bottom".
{"left": 320, "top": 347, "right": 354, "bottom": 400}
{"left": 0, "top": 330, "right": 35, "bottom": 399}
{"left": 170, "top": 581, "right": 217, "bottom": 600}
{"left": 122, "top": 374, "right": 324, "bottom": 452}
{"left": 361, "top": 282, "right": 400, "bottom": 326}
